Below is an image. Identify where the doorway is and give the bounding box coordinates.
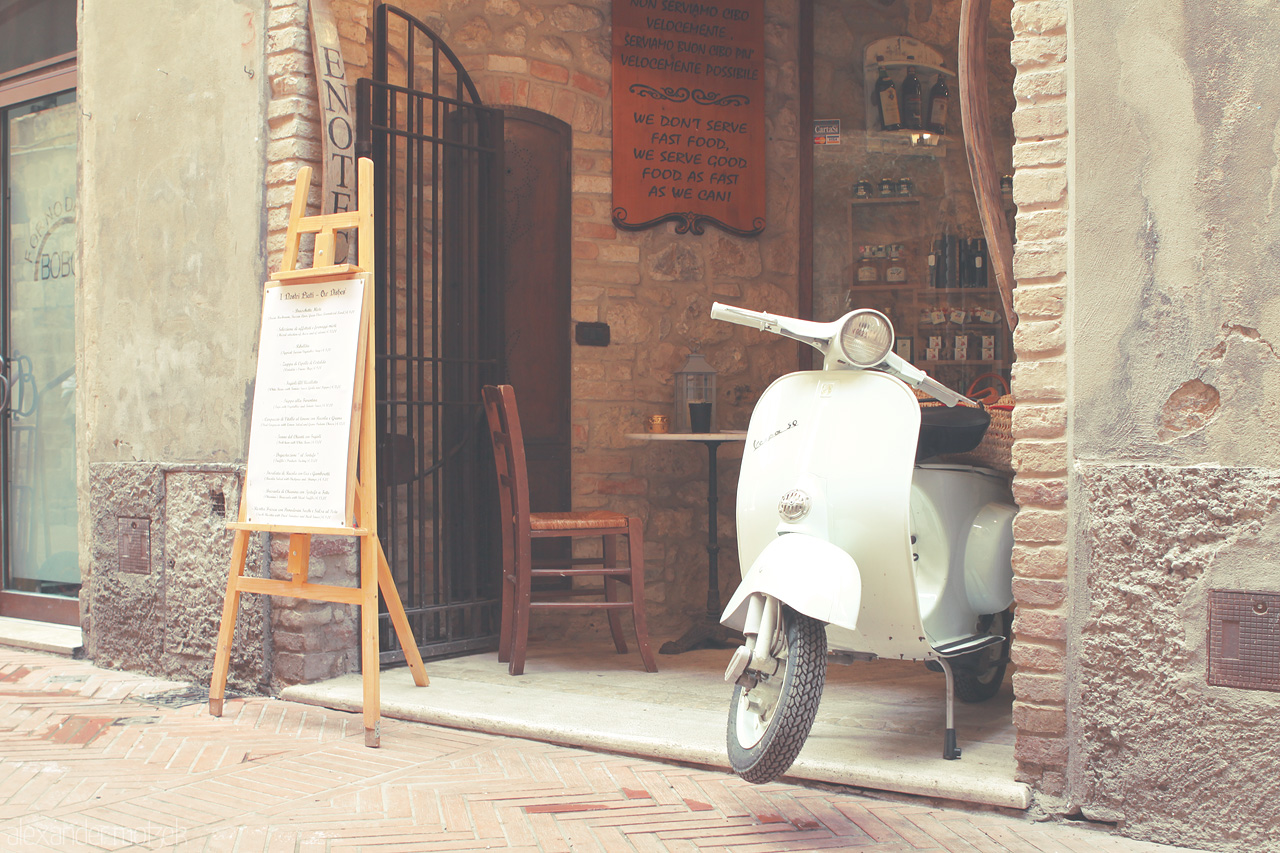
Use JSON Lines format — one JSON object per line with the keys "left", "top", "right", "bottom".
{"left": 359, "top": 4, "right": 506, "bottom": 662}
{"left": 500, "top": 107, "right": 572, "bottom": 520}
{"left": 0, "top": 48, "right": 78, "bottom": 626}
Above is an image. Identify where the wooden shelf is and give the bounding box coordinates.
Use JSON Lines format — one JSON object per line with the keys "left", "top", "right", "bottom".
{"left": 851, "top": 196, "right": 922, "bottom": 206}
{"left": 850, "top": 282, "right": 915, "bottom": 291}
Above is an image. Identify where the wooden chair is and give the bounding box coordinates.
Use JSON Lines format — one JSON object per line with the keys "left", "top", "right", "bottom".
{"left": 482, "top": 384, "right": 658, "bottom": 675}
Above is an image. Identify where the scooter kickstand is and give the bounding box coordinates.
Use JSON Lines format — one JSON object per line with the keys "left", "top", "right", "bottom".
{"left": 937, "top": 657, "right": 962, "bottom": 760}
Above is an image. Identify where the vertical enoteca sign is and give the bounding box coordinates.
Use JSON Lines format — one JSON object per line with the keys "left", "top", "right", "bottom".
{"left": 309, "top": 0, "right": 356, "bottom": 263}
{"left": 244, "top": 277, "right": 367, "bottom": 529}
{"left": 611, "top": 0, "right": 765, "bottom": 236}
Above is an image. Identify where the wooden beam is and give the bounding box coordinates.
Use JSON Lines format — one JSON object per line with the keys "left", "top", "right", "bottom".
{"left": 959, "top": 0, "right": 1017, "bottom": 332}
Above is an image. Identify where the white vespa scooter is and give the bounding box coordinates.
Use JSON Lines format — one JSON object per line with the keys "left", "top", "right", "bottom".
{"left": 711, "top": 303, "right": 1015, "bottom": 784}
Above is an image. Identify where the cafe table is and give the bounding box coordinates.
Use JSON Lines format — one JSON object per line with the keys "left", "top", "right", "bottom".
{"left": 624, "top": 430, "right": 747, "bottom": 654}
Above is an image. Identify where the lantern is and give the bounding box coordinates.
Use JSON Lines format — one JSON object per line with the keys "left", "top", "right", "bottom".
{"left": 674, "top": 352, "right": 717, "bottom": 434}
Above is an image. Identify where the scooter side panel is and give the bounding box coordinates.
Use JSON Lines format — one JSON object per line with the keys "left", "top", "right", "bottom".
{"left": 911, "top": 464, "right": 1016, "bottom": 645}
{"left": 734, "top": 370, "right": 930, "bottom": 660}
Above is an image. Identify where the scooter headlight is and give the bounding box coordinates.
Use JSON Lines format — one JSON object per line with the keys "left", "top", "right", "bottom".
{"left": 837, "top": 309, "right": 894, "bottom": 367}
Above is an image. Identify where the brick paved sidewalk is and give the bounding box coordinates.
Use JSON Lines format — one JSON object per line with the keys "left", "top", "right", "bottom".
{"left": 0, "top": 647, "right": 1201, "bottom": 852}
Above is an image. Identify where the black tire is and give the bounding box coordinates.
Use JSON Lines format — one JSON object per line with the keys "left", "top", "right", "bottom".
{"left": 726, "top": 607, "right": 827, "bottom": 784}
{"left": 953, "top": 608, "right": 1012, "bottom": 703}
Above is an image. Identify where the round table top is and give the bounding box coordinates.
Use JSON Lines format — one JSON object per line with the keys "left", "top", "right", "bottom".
{"left": 624, "top": 431, "right": 747, "bottom": 441}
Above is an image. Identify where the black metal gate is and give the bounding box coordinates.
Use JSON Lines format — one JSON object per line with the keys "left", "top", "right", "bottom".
{"left": 356, "top": 4, "right": 504, "bottom": 663}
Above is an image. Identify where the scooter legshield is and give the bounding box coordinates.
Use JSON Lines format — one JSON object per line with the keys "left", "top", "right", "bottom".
{"left": 720, "top": 533, "right": 862, "bottom": 632}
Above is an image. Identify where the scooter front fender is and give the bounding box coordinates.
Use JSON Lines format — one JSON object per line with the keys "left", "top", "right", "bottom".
{"left": 720, "top": 533, "right": 861, "bottom": 632}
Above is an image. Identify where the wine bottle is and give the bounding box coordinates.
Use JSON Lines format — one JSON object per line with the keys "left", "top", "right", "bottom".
{"left": 970, "top": 238, "right": 988, "bottom": 288}
{"left": 901, "top": 66, "right": 923, "bottom": 130}
{"left": 874, "top": 67, "right": 901, "bottom": 132}
{"left": 926, "top": 74, "right": 949, "bottom": 134}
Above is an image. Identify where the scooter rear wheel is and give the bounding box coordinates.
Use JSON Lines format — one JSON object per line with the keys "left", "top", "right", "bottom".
{"left": 953, "top": 608, "right": 1012, "bottom": 703}
{"left": 727, "top": 607, "right": 827, "bottom": 784}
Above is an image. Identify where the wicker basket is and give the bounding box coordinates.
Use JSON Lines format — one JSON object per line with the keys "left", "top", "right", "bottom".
{"left": 914, "top": 377, "right": 1014, "bottom": 474}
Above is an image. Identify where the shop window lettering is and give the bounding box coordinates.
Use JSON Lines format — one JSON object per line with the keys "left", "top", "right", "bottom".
{"left": 21, "top": 193, "right": 76, "bottom": 282}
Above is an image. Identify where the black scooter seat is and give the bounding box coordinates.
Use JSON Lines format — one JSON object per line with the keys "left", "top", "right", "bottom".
{"left": 916, "top": 405, "right": 990, "bottom": 461}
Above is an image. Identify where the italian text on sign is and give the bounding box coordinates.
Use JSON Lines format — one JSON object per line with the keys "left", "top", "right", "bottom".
{"left": 611, "top": 0, "right": 765, "bottom": 236}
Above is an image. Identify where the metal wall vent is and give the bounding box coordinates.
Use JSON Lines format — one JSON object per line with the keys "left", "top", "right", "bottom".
{"left": 118, "top": 518, "right": 151, "bottom": 575}
{"left": 1208, "top": 589, "right": 1280, "bottom": 692}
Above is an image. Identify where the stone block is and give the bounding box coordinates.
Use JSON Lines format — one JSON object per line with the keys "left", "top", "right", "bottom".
{"left": 1012, "top": 283, "right": 1065, "bottom": 320}
{"left": 1011, "top": 577, "right": 1066, "bottom": 607}
{"left": 1013, "top": 240, "right": 1067, "bottom": 282}
{"left": 1011, "top": 405, "right": 1066, "bottom": 440}
{"left": 530, "top": 59, "right": 570, "bottom": 83}
{"left": 552, "top": 4, "right": 605, "bottom": 32}
{"left": 1011, "top": 1, "right": 1066, "bottom": 37}
{"left": 1010, "top": 638, "right": 1065, "bottom": 670}
{"left": 1013, "top": 68, "right": 1066, "bottom": 102}
{"left": 1012, "top": 317, "right": 1065, "bottom": 358}
{"left": 1012, "top": 543, "right": 1068, "bottom": 578}
{"left": 1012, "top": 506, "right": 1068, "bottom": 541}
{"left": 1012, "top": 606, "right": 1067, "bottom": 642}
{"left": 573, "top": 72, "right": 610, "bottom": 99}
{"left": 1009, "top": 34, "right": 1067, "bottom": 69}
{"left": 1011, "top": 359, "right": 1066, "bottom": 402}
{"left": 1013, "top": 671, "right": 1066, "bottom": 704}
{"left": 1014, "top": 208, "right": 1066, "bottom": 243}
{"left": 488, "top": 54, "right": 528, "bottom": 74}
{"left": 1012, "top": 168, "right": 1067, "bottom": 207}
{"left": 1013, "top": 701, "right": 1067, "bottom": 734}
{"left": 538, "top": 36, "right": 573, "bottom": 61}
{"left": 1013, "top": 101, "right": 1066, "bottom": 140}
{"left": 1012, "top": 439, "right": 1068, "bottom": 476}
{"left": 1011, "top": 476, "right": 1067, "bottom": 508}
{"left": 1015, "top": 733, "right": 1069, "bottom": 765}
{"left": 1012, "top": 137, "right": 1067, "bottom": 169}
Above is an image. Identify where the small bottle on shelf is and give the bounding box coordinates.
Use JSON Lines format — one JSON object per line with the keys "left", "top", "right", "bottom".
{"left": 885, "top": 244, "right": 907, "bottom": 283}
{"left": 874, "top": 67, "right": 902, "bottom": 132}
{"left": 926, "top": 74, "right": 949, "bottom": 134}
{"left": 901, "top": 66, "right": 923, "bottom": 130}
{"left": 969, "top": 237, "right": 988, "bottom": 288}
{"left": 856, "top": 245, "right": 879, "bottom": 284}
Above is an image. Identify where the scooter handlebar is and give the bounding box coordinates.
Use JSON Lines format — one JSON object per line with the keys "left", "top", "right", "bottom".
{"left": 710, "top": 302, "right": 778, "bottom": 332}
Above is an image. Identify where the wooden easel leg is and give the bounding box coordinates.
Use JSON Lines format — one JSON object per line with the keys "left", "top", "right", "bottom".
{"left": 209, "top": 529, "right": 252, "bottom": 716}
{"left": 377, "top": 540, "right": 429, "bottom": 687}
{"left": 360, "top": 534, "right": 380, "bottom": 747}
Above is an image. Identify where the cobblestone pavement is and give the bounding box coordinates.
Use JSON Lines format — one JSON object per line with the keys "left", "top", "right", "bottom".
{"left": 0, "top": 647, "right": 1203, "bottom": 852}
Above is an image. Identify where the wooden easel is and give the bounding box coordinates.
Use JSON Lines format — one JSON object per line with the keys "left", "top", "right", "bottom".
{"left": 208, "top": 158, "right": 428, "bottom": 747}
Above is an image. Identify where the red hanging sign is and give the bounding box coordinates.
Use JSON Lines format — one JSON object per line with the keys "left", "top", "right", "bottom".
{"left": 611, "top": 0, "right": 766, "bottom": 236}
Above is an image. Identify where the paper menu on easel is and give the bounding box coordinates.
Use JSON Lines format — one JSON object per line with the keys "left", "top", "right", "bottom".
{"left": 244, "top": 276, "right": 367, "bottom": 529}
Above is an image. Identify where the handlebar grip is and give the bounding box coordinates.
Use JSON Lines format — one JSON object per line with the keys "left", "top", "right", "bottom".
{"left": 710, "top": 302, "right": 776, "bottom": 330}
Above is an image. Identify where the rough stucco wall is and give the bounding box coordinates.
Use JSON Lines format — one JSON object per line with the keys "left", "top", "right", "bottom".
{"left": 1070, "top": 0, "right": 1280, "bottom": 847}
{"left": 1077, "top": 468, "right": 1280, "bottom": 850}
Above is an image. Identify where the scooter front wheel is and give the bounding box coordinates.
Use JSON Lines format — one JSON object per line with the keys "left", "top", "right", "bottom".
{"left": 727, "top": 607, "right": 827, "bottom": 784}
